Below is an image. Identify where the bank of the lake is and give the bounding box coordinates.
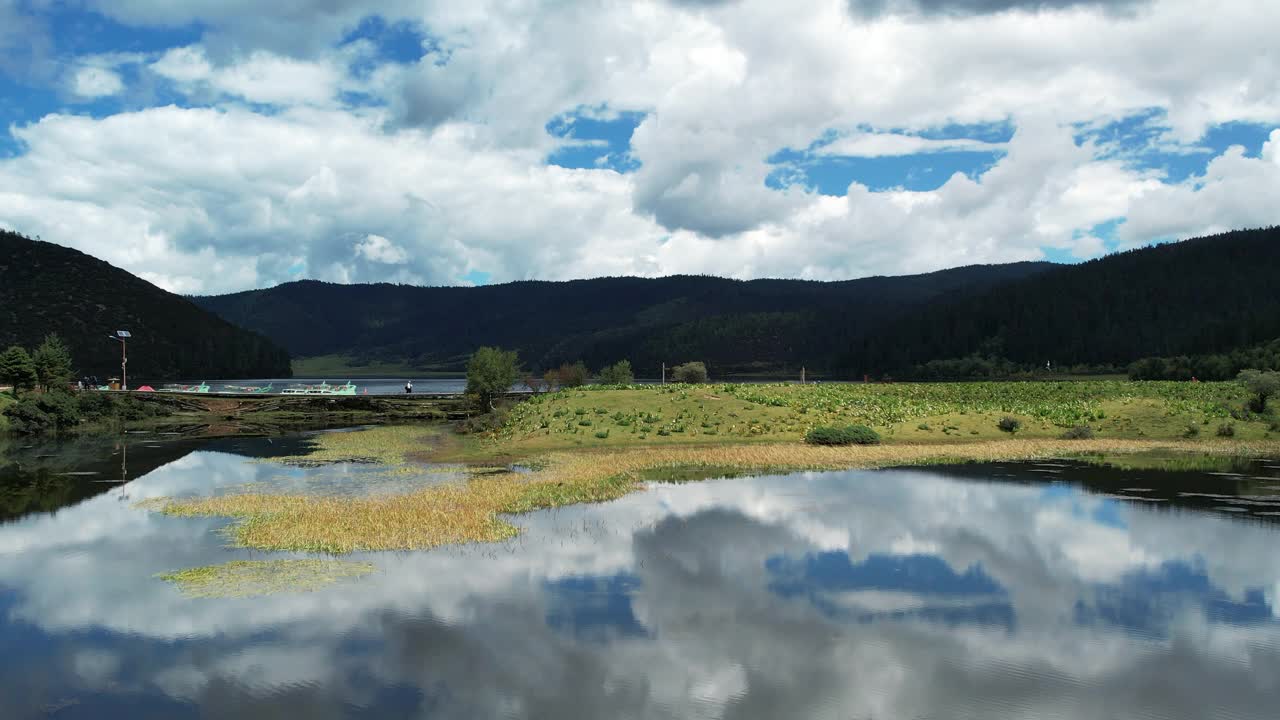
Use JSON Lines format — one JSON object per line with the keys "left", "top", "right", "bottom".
{"left": 142, "top": 378, "right": 1280, "bottom": 553}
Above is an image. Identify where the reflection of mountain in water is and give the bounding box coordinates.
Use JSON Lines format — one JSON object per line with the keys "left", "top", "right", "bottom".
{"left": 1, "top": 450, "right": 1280, "bottom": 717}
{"left": 0, "top": 433, "right": 317, "bottom": 522}
{"left": 933, "top": 458, "right": 1280, "bottom": 523}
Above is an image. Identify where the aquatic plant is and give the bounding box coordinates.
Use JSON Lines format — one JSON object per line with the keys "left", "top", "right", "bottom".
{"left": 157, "top": 559, "right": 375, "bottom": 598}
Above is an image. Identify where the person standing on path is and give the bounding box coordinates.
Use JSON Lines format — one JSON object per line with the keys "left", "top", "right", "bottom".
{"left": 405, "top": 380, "right": 413, "bottom": 394}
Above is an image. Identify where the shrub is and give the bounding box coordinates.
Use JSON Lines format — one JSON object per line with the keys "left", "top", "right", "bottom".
{"left": 594, "top": 430, "right": 609, "bottom": 439}
{"left": 1060, "top": 425, "right": 1094, "bottom": 440}
{"left": 1216, "top": 423, "right": 1235, "bottom": 438}
{"left": 1238, "top": 369, "right": 1280, "bottom": 413}
{"left": 577, "top": 419, "right": 593, "bottom": 427}
{"left": 1183, "top": 424, "right": 1200, "bottom": 438}
{"left": 453, "top": 408, "right": 509, "bottom": 435}
{"left": 997, "top": 416, "right": 1021, "bottom": 433}
{"left": 3, "top": 390, "right": 80, "bottom": 434}
{"left": 671, "top": 361, "right": 708, "bottom": 384}
{"left": 804, "top": 424, "right": 881, "bottom": 446}
{"left": 597, "top": 360, "right": 634, "bottom": 385}
{"left": 0, "top": 345, "right": 37, "bottom": 397}
{"left": 556, "top": 362, "right": 590, "bottom": 388}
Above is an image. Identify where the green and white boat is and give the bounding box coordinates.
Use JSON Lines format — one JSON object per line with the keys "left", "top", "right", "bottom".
{"left": 223, "top": 383, "right": 274, "bottom": 394}
{"left": 280, "top": 381, "right": 357, "bottom": 396}
{"left": 161, "top": 382, "right": 210, "bottom": 393}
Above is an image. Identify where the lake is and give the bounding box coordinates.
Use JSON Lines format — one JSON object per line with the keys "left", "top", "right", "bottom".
{"left": 3, "top": 433, "right": 1280, "bottom": 718}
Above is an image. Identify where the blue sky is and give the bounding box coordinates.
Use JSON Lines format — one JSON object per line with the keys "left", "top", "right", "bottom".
{"left": 0, "top": 0, "right": 1276, "bottom": 293}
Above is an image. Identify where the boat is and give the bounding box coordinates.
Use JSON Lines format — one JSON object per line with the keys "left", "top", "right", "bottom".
{"left": 161, "top": 382, "right": 210, "bottom": 393}
{"left": 280, "top": 381, "right": 357, "bottom": 396}
{"left": 223, "top": 383, "right": 274, "bottom": 394}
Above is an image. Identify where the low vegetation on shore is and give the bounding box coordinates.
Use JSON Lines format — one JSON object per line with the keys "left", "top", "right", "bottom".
{"left": 144, "top": 431, "right": 1280, "bottom": 553}
{"left": 482, "top": 380, "right": 1275, "bottom": 458}
{"left": 136, "top": 378, "right": 1280, "bottom": 554}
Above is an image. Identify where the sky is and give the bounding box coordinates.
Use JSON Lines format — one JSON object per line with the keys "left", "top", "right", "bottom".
{"left": 0, "top": 0, "right": 1276, "bottom": 295}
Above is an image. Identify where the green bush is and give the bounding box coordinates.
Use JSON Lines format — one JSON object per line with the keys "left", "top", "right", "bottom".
{"left": 671, "top": 361, "right": 708, "bottom": 384}
{"left": 3, "top": 391, "right": 81, "bottom": 434}
{"left": 1060, "top": 425, "right": 1094, "bottom": 440}
{"left": 804, "top": 424, "right": 881, "bottom": 446}
{"left": 594, "top": 430, "right": 609, "bottom": 439}
{"left": 997, "top": 416, "right": 1022, "bottom": 433}
{"left": 1183, "top": 424, "right": 1200, "bottom": 438}
{"left": 1216, "top": 423, "right": 1235, "bottom": 438}
{"left": 597, "top": 360, "right": 634, "bottom": 385}
{"left": 1238, "top": 369, "right": 1280, "bottom": 413}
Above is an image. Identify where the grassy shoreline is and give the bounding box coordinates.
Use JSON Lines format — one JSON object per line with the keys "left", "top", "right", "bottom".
{"left": 140, "top": 381, "right": 1280, "bottom": 554}
{"left": 145, "top": 433, "right": 1280, "bottom": 553}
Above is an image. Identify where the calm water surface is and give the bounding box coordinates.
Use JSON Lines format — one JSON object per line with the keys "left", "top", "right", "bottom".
{"left": 3, "top": 434, "right": 1280, "bottom": 719}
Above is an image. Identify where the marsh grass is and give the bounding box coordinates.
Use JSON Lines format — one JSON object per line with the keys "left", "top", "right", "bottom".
{"left": 143, "top": 437, "right": 1280, "bottom": 553}
{"left": 268, "top": 425, "right": 437, "bottom": 466}
{"left": 156, "top": 559, "right": 375, "bottom": 598}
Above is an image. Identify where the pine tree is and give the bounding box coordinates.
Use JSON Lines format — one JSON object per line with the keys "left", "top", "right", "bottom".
{"left": 32, "top": 333, "right": 74, "bottom": 392}
{"left": 0, "top": 345, "right": 38, "bottom": 397}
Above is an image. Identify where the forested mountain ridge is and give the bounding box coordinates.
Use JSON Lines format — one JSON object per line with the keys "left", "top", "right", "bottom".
{"left": 0, "top": 230, "right": 291, "bottom": 380}
{"left": 841, "top": 227, "right": 1280, "bottom": 376}
{"left": 194, "top": 262, "right": 1054, "bottom": 375}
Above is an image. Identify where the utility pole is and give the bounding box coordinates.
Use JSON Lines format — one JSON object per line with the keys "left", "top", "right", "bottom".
{"left": 111, "top": 330, "right": 132, "bottom": 390}
{"left": 801, "top": 366, "right": 806, "bottom": 384}
{"left": 661, "top": 362, "right": 666, "bottom": 385}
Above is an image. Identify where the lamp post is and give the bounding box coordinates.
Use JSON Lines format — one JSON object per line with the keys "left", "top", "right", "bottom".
{"left": 108, "top": 330, "right": 131, "bottom": 390}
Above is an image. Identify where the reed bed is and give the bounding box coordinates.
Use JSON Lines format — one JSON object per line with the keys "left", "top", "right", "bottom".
{"left": 143, "top": 437, "right": 1280, "bottom": 554}
{"left": 156, "top": 559, "right": 375, "bottom": 598}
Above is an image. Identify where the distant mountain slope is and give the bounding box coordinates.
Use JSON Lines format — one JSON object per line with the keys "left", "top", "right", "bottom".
{"left": 194, "top": 262, "right": 1053, "bottom": 375}
{"left": 841, "top": 227, "right": 1280, "bottom": 375}
{"left": 0, "top": 230, "right": 291, "bottom": 380}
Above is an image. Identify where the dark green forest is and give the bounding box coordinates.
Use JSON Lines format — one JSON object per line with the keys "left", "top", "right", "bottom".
{"left": 0, "top": 230, "right": 291, "bottom": 380}
{"left": 194, "top": 262, "right": 1053, "bottom": 376}
{"left": 841, "top": 227, "right": 1280, "bottom": 377}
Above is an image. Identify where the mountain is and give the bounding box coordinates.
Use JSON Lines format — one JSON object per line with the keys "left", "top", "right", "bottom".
{"left": 0, "top": 230, "right": 291, "bottom": 381}
{"left": 194, "top": 262, "right": 1053, "bottom": 376}
{"left": 841, "top": 227, "right": 1280, "bottom": 376}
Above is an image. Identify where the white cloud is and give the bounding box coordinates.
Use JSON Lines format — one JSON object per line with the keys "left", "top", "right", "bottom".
{"left": 152, "top": 45, "right": 346, "bottom": 106}
{"left": 0, "top": 0, "right": 1277, "bottom": 291}
{"left": 355, "top": 233, "right": 409, "bottom": 264}
{"left": 70, "top": 66, "right": 125, "bottom": 98}
{"left": 819, "top": 132, "right": 1006, "bottom": 157}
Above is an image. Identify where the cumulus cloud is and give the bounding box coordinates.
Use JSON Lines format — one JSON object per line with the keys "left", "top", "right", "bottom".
{"left": 848, "top": 0, "right": 1150, "bottom": 17}
{"left": 70, "top": 66, "right": 125, "bottom": 98}
{"left": 0, "top": 0, "right": 1276, "bottom": 291}
{"left": 152, "top": 45, "right": 348, "bottom": 106}
{"left": 819, "top": 131, "right": 1007, "bottom": 157}
{"left": 354, "top": 233, "right": 409, "bottom": 264}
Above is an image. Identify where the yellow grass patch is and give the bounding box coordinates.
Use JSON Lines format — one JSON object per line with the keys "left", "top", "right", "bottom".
{"left": 270, "top": 425, "right": 438, "bottom": 466}
{"left": 156, "top": 559, "right": 376, "bottom": 598}
{"left": 142, "top": 437, "right": 1280, "bottom": 554}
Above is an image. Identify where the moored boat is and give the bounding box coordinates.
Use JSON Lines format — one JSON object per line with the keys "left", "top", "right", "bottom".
{"left": 161, "top": 382, "right": 210, "bottom": 393}
{"left": 280, "top": 381, "right": 357, "bottom": 396}
{"left": 223, "top": 383, "right": 273, "bottom": 394}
